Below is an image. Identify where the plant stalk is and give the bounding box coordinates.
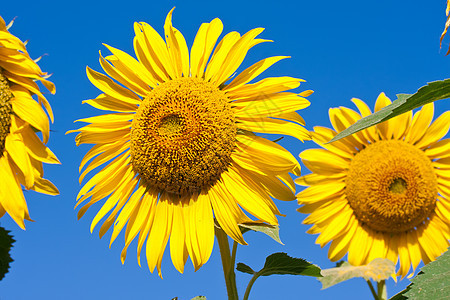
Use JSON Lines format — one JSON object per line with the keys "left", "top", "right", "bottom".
{"left": 367, "top": 280, "right": 379, "bottom": 300}
{"left": 215, "top": 227, "right": 239, "bottom": 300}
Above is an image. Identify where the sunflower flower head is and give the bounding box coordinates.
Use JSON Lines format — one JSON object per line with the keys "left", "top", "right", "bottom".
{"left": 296, "top": 92, "right": 450, "bottom": 278}
{"left": 69, "top": 8, "right": 311, "bottom": 277}
{"left": 0, "top": 16, "right": 59, "bottom": 229}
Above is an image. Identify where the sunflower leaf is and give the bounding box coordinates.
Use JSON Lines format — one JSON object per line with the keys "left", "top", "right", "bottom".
{"left": 237, "top": 252, "right": 321, "bottom": 277}
{"left": 329, "top": 79, "right": 450, "bottom": 143}
{"left": 190, "top": 296, "right": 207, "bottom": 300}
{"left": 0, "top": 226, "right": 15, "bottom": 281}
{"left": 392, "top": 248, "right": 450, "bottom": 300}
{"left": 236, "top": 262, "right": 256, "bottom": 275}
{"left": 319, "top": 258, "right": 395, "bottom": 290}
{"left": 239, "top": 223, "right": 283, "bottom": 244}
{"left": 260, "top": 252, "right": 322, "bottom": 277}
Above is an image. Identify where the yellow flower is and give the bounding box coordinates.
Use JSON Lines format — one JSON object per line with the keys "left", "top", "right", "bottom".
{"left": 0, "top": 16, "right": 59, "bottom": 229}
{"left": 70, "top": 9, "right": 311, "bottom": 276}
{"left": 296, "top": 93, "right": 450, "bottom": 278}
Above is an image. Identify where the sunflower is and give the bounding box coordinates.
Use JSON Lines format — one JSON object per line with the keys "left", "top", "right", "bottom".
{"left": 69, "top": 8, "right": 311, "bottom": 276}
{"left": 296, "top": 92, "right": 450, "bottom": 278}
{"left": 0, "top": 16, "right": 59, "bottom": 229}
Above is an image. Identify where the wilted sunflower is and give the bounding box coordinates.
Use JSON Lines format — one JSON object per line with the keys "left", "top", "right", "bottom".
{"left": 70, "top": 9, "right": 311, "bottom": 276}
{"left": 441, "top": 0, "right": 450, "bottom": 54}
{"left": 296, "top": 93, "right": 450, "bottom": 278}
{"left": 0, "top": 16, "right": 59, "bottom": 229}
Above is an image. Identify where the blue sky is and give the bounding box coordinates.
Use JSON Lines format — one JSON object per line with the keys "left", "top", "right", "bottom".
{"left": 1, "top": 0, "right": 450, "bottom": 299}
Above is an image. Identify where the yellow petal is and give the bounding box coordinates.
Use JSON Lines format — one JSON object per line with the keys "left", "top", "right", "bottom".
{"left": 82, "top": 93, "right": 138, "bottom": 112}
{"left": 225, "top": 56, "right": 289, "bottom": 91}
{"left": 236, "top": 134, "right": 299, "bottom": 172}
{"left": 20, "top": 123, "right": 60, "bottom": 164}
{"left": 297, "top": 182, "right": 346, "bottom": 204}
{"left": 222, "top": 168, "right": 278, "bottom": 224}
{"left": 10, "top": 85, "right": 50, "bottom": 142}
{"left": 164, "top": 8, "right": 190, "bottom": 78}
{"left": 351, "top": 98, "right": 377, "bottom": 143}
{"left": 103, "top": 44, "right": 157, "bottom": 90}
{"left": 5, "top": 134, "right": 34, "bottom": 188}
{"left": 99, "top": 50, "right": 155, "bottom": 94}
{"left": 300, "top": 149, "right": 349, "bottom": 170}
{"left": 227, "top": 76, "right": 303, "bottom": 100}
{"left": 0, "top": 157, "right": 28, "bottom": 229}
{"left": 170, "top": 201, "right": 188, "bottom": 273}
{"left": 190, "top": 18, "right": 223, "bottom": 78}
{"left": 208, "top": 181, "right": 248, "bottom": 245}
{"left": 205, "top": 31, "right": 241, "bottom": 82}
{"left": 134, "top": 22, "right": 171, "bottom": 82}
{"left": 405, "top": 103, "right": 434, "bottom": 144}
{"left": 195, "top": 194, "right": 215, "bottom": 265}
{"left": 210, "top": 28, "right": 266, "bottom": 85}
{"left": 146, "top": 197, "right": 173, "bottom": 277}
{"left": 415, "top": 111, "right": 450, "bottom": 149}
{"left": 237, "top": 117, "right": 310, "bottom": 141}
{"left": 136, "top": 190, "right": 159, "bottom": 266}
{"left": 234, "top": 92, "right": 310, "bottom": 118}
{"left": 86, "top": 66, "right": 141, "bottom": 104}
{"left": 373, "top": 92, "right": 395, "bottom": 140}
{"left": 110, "top": 182, "right": 145, "bottom": 246}
{"left": 425, "top": 138, "right": 450, "bottom": 159}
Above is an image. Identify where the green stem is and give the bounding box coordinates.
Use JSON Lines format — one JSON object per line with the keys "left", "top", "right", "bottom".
{"left": 366, "top": 280, "right": 379, "bottom": 300}
{"left": 215, "top": 227, "right": 239, "bottom": 300}
{"left": 377, "top": 280, "right": 387, "bottom": 300}
{"left": 231, "top": 241, "right": 238, "bottom": 268}
{"left": 243, "top": 272, "right": 260, "bottom": 300}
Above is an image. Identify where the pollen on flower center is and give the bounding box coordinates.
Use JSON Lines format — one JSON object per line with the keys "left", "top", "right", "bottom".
{"left": 158, "top": 114, "right": 184, "bottom": 137}
{"left": 0, "top": 70, "right": 13, "bottom": 158}
{"left": 130, "top": 77, "right": 237, "bottom": 196}
{"left": 345, "top": 140, "right": 438, "bottom": 233}
{"left": 389, "top": 177, "right": 407, "bottom": 194}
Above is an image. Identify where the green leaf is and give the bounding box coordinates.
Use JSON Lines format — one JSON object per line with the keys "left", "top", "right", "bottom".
{"left": 190, "top": 296, "right": 207, "bottom": 300}
{"left": 0, "top": 226, "right": 15, "bottom": 281}
{"left": 399, "top": 248, "right": 450, "bottom": 300}
{"left": 389, "top": 287, "right": 409, "bottom": 300}
{"left": 329, "top": 79, "right": 450, "bottom": 143}
{"left": 237, "top": 252, "right": 321, "bottom": 277}
{"left": 239, "top": 223, "right": 283, "bottom": 245}
{"left": 236, "top": 262, "right": 256, "bottom": 275}
{"left": 319, "top": 258, "right": 395, "bottom": 289}
{"left": 261, "top": 252, "right": 322, "bottom": 277}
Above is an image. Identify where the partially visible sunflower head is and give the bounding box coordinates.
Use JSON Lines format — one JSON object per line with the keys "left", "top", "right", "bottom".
{"left": 69, "top": 8, "right": 311, "bottom": 276}
{"left": 296, "top": 92, "right": 450, "bottom": 278}
{"left": 0, "top": 16, "right": 59, "bottom": 229}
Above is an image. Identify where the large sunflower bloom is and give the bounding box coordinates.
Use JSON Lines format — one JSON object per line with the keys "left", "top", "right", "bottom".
{"left": 296, "top": 93, "right": 450, "bottom": 278}
{"left": 69, "top": 9, "right": 311, "bottom": 276}
{"left": 0, "top": 16, "right": 59, "bottom": 229}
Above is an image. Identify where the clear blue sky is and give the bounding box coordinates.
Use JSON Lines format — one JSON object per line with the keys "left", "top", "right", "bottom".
{"left": 1, "top": 1, "right": 450, "bottom": 299}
